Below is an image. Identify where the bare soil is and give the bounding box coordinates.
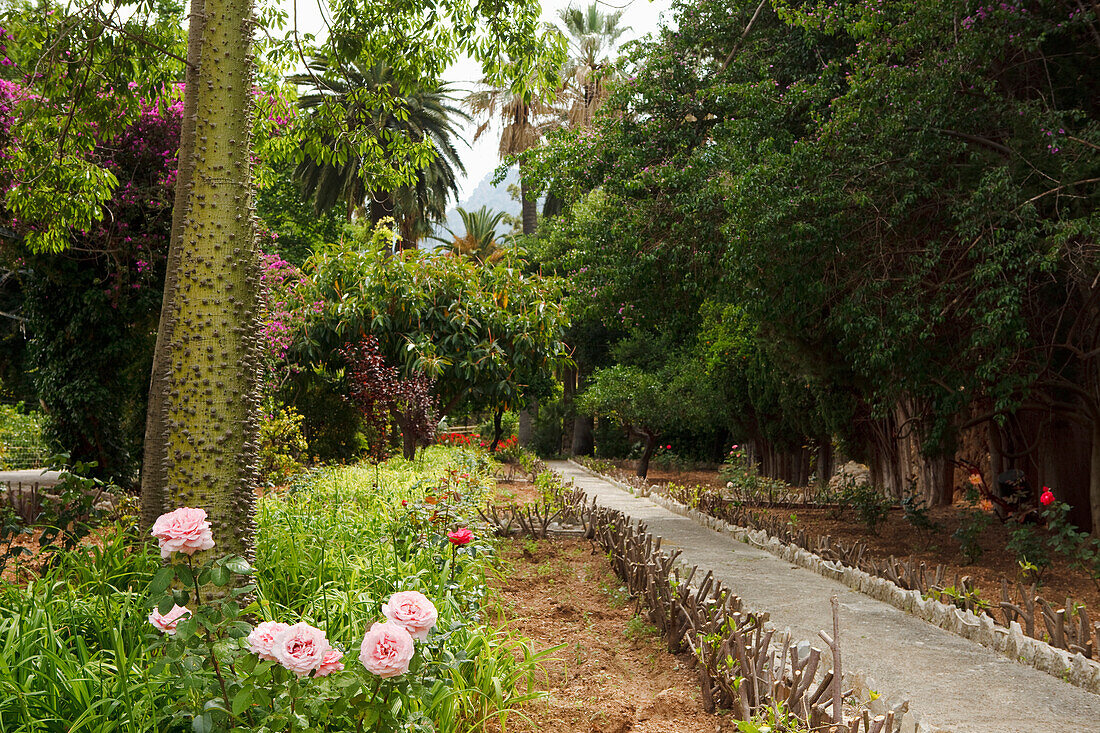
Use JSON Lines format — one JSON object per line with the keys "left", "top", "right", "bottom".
{"left": 487, "top": 536, "right": 736, "bottom": 733}
{"left": 600, "top": 463, "right": 1100, "bottom": 613}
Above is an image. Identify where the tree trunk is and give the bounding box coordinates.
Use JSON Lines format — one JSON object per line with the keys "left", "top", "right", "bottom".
{"left": 141, "top": 0, "right": 205, "bottom": 530}
{"left": 561, "top": 365, "right": 575, "bottom": 456}
{"left": 402, "top": 426, "right": 417, "bottom": 461}
{"left": 160, "top": 0, "right": 260, "bottom": 559}
{"left": 816, "top": 438, "right": 833, "bottom": 488}
{"left": 519, "top": 160, "right": 537, "bottom": 236}
{"left": 572, "top": 416, "right": 595, "bottom": 456}
{"left": 518, "top": 406, "right": 534, "bottom": 445}
{"left": 636, "top": 434, "right": 657, "bottom": 479}
{"left": 1090, "top": 422, "right": 1100, "bottom": 536}
{"left": 572, "top": 366, "right": 594, "bottom": 456}
{"left": 490, "top": 407, "right": 503, "bottom": 452}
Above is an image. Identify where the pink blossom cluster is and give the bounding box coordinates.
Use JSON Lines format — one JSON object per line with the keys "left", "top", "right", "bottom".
{"left": 248, "top": 621, "right": 344, "bottom": 677}
{"left": 244, "top": 591, "right": 438, "bottom": 679}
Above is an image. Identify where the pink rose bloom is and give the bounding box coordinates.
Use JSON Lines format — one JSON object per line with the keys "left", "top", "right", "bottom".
{"left": 151, "top": 507, "right": 215, "bottom": 559}
{"left": 1040, "top": 488, "right": 1055, "bottom": 506}
{"left": 447, "top": 528, "right": 473, "bottom": 546}
{"left": 314, "top": 648, "right": 344, "bottom": 677}
{"left": 359, "top": 621, "right": 414, "bottom": 678}
{"left": 272, "top": 622, "right": 331, "bottom": 677}
{"left": 382, "top": 591, "right": 438, "bottom": 641}
{"left": 149, "top": 604, "right": 191, "bottom": 635}
{"left": 247, "top": 621, "right": 290, "bottom": 661}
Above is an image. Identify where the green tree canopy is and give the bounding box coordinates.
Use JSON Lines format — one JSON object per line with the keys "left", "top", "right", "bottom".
{"left": 292, "top": 224, "right": 572, "bottom": 420}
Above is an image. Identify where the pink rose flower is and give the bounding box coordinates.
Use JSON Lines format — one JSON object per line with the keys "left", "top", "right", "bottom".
{"left": 149, "top": 604, "right": 191, "bottom": 635}
{"left": 151, "top": 507, "right": 215, "bottom": 559}
{"left": 447, "top": 528, "right": 473, "bottom": 546}
{"left": 1040, "top": 488, "right": 1055, "bottom": 506}
{"left": 272, "top": 622, "right": 331, "bottom": 677}
{"left": 359, "top": 621, "right": 414, "bottom": 678}
{"left": 247, "top": 621, "right": 290, "bottom": 661}
{"left": 314, "top": 648, "right": 344, "bottom": 677}
{"left": 382, "top": 591, "right": 438, "bottom": 641}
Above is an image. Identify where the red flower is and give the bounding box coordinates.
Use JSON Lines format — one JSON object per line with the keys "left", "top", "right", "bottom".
{"left": 665, "top": 444, "right": 672, "bottom": 450}
{"left": 447, "top": 528, "right": 473, "bottom": 546}
{"left": 1040, "top": 488, "right": 1055, "bottom": 506}
{"left": 400, "top": 500, "right": 407, "bottom": 507}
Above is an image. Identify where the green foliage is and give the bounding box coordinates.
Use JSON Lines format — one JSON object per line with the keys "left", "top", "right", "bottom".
{"left": 0, "top": 447, "right": 547, "bottom": 732}
{"left": 527, "top": 0, "right": 1100, "bottom": 491}
{"left": 838, "top": 481, "right": 893, "bottom": 535}
{"left": 580, "top": 358, "right": 715, "bottom": 445}
{"left": 1006, "top": 524, "right": 1051, "bottom": 585}
{"left": 0, "top": 402, "right": 48, "bottom": 469}
{"left": 0, "top": 0, "right": 186, "bottom": 253}
{"left": 283, "top": 367, "right": 367, "bottom": 462}
{"left": 901, "top": 493, "right": 943, "bottom": 548}
{"left": 953, "top": 510, "right": 992, "bottom": 565}
{"left": 1041, "top": 499, "right": 1100, "bottom": 591}
{"left": 930, "top": 584, "right": 991, "bottom": 614}
{"left": 258, "top": 406, "right": 311, "bottom": 485}
{"left": 256, "top": 159, "right": 349, "bottom": 266}
{"left": 293, "top": 222, "right": 571, "bottom": 421}
{"left": 719, "top": 446, "right": 791, "bottom": 503}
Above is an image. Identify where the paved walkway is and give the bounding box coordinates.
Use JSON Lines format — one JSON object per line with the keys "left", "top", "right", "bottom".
{"left": 548, "top": 461, "right": 1100, "bottom": 733}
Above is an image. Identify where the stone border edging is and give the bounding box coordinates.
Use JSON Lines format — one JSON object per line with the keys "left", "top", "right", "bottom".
{"left": 566, "top": 459, "right": 1100, "bottom": 697}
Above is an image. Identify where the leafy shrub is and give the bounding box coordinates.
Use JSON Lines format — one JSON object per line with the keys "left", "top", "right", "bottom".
{"left": 953, "top": 510, "right": 991, "bottom": 564}
{"left": 719, "top": 445, "right": 791, "bottom": 503}
{"left": 902, "top": 493, "right": 943, "bottom": 547}
{"left": 1041, "top": 494, "right": 1100, "bottom": 591}
{"left": 0, "top": 402, "right": 49, "bottom": 469}
{"left": 1006, "top": 524, "right": 1051, "bottom": 584}
{"left": 259, "top": 406, "right": 310, "bottom": 485}
{"left": 843, "top": 483, "right": 893, "bottom": 535}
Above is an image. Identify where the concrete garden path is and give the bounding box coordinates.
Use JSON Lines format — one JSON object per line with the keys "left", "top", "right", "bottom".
{"left": 548, "top": 460, "right": 1100, "bottom": 733}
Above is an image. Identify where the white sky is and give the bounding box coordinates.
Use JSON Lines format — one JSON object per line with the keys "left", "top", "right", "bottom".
{"left": 276, "top": 0, "right": 672, "bottom": 200}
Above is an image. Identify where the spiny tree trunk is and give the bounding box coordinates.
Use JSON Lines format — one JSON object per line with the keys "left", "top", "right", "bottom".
{"left": 160, "top": 0, "right": 261, "bottom": 558}
{"left": 141, "top": 0, "right": 205, "bottom": 530}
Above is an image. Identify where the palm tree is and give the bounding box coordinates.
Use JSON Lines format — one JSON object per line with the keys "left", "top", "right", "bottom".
{"left": 289, "top": 59, "right": 467, "bottom": 248}
{"left": 433, "top": 206, "right": 510, "bottom": 263}
{"left": 558, "top": 2, "right": 629, "bottom": 128}
{"left": 464, "top": 83, "right": 560, "bottom": 237}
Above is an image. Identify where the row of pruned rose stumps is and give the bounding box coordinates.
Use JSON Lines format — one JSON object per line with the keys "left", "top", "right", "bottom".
{"left": 147, "top": 507, "right": 474, "bottom": 733}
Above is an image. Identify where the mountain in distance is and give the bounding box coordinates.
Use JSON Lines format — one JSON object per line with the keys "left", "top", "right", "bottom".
{"left": 433, "top": 167, "right": 521, "bottom": 242}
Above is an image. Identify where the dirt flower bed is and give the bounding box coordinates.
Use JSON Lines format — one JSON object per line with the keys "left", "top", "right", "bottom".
{"left": 487, "top": 537, "right": 736, "bottom": 733}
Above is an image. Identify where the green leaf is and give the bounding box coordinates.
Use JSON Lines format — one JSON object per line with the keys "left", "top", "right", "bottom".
{"left": 210, "top": 564, "right": 231, "bottom": 587}
{"left": 224, "top": 556, "right": 254, "bottom": 575}
{"left": 192, "top": 713, "right": 214, "bottom": 733}
{"left": 149, "top": 565, "right": 175, "bottom": 595}
{"left": 232, "top": 688, "right": 253, "bottom": 716}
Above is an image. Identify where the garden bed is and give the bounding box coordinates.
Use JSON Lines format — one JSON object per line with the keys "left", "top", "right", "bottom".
{"left": 593, "top": 460, "right": 1100, "bottom": 614}
{"left": 487, "top": 536, "right": 735, "bottom": 733}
